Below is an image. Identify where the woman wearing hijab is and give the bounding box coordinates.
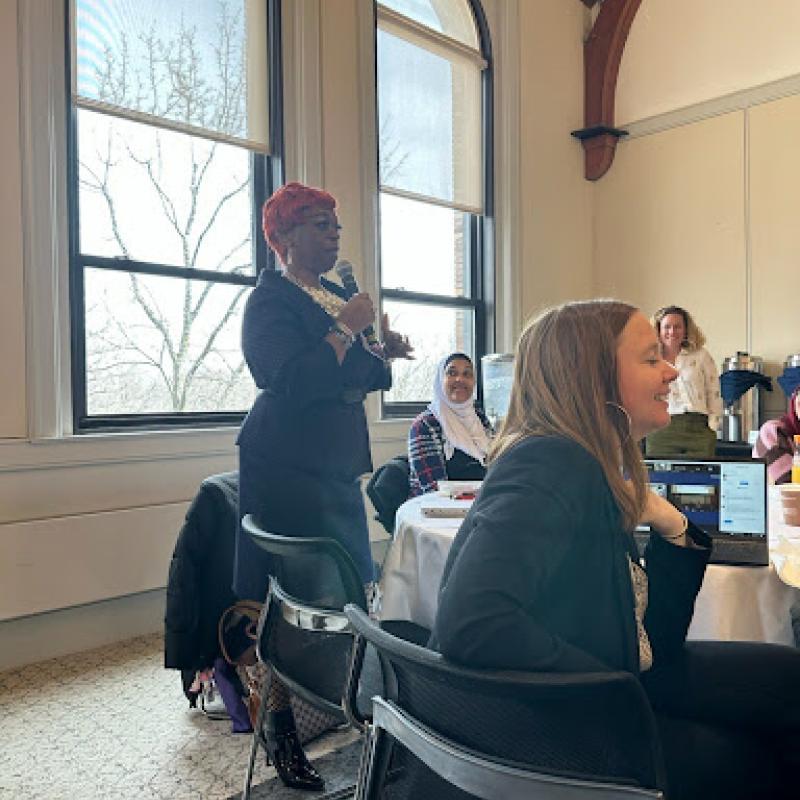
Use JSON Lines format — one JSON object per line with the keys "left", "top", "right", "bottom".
{"left": 753, "top": 387, "right": 800, "bottom": 484}
{"left": 408, "top": 353, "right": 492, "bottom": 496}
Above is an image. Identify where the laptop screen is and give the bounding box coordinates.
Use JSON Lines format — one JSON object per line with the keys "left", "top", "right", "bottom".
{"left": 641, "top": 457, "right": 767, "bottom": 538}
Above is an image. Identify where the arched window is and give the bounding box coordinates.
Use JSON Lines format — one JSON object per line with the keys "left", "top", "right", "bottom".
{"left": 67, "top": 0, "right": 282, "bottom": 430}
{"left": 376, "top": 0, "right": 493, "bottom": 416}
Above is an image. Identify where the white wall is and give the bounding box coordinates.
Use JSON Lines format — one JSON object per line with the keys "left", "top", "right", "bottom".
{"left": 0, "top": 0, "right": 27, "bottom": 438}
{"left": 518, "top": 0, "right": 592, "bottom": 320}
{"left": 617, "top": 0, "right": 800, "bottom": 125}
{"left": 594, "top": 0, "right": 800, "bottom": 419}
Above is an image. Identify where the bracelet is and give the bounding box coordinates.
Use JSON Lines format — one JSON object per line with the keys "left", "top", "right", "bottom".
{"left": 660, "top": 513, "right": 689, "bottom": 541}
{"left": 328, "top": 321, "right": 355, "bottom": 348}
{"left": 335, "top": 319, "right": 355, "bottom": 341}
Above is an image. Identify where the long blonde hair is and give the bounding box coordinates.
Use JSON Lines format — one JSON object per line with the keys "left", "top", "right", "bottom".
{"left": 490, "top": 300, "right": 648, "bottom": 531}
{"left": 652, "top": 305, "right": 706, "bottom": 353}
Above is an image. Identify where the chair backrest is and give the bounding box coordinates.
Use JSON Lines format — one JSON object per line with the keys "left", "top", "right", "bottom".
{"left": 345, "top": 606, "right": 667, "bottom": 800}
{"left": 243, "top": 515, "right": 367, "bottom": 720}
{"left": 366, "top": 455, "right": 411, "bottom": 534}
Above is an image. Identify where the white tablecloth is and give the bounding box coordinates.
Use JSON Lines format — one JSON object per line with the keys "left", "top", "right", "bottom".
{"left": 380, "top": 493, "right": 800, "bottom": 645}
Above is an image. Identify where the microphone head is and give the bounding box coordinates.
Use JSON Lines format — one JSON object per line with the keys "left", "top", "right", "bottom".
{"left": 335, "top": 260, "right": 354, "bottom": 280}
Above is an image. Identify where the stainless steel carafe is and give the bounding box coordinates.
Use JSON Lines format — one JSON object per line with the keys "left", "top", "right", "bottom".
{"left": 721, "top": 352, "right": 764, "bottom": 443}
{"left": 785, "top": 353, "right": 800, "bottom": 370}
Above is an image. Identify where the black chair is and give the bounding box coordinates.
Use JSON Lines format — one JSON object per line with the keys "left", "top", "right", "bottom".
{"left": 344, "top": 606, "right": 667, "bottom": 800}
{"left": 241, "top": 514, "right": 369, "bottom": 800}
{"left": 366, "top": 455, "right": 410, "bottom": 534}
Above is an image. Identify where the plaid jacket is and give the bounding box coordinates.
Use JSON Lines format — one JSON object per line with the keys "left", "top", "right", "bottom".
{"left": 407, "top": 408, "right": 491, "bottom": 496}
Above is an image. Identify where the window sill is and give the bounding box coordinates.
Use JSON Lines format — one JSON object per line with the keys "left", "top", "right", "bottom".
{"left": 0, "top": 426, "right": 238, "bottom": 474}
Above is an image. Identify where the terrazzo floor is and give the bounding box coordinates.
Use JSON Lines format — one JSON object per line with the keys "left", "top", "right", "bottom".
{"left": 0, "top": 632, "right": 358, "bottom": 800}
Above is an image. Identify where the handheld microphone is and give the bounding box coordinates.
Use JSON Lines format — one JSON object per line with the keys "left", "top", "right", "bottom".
{"left": 335, "top": 261, "right": 379, "bottom": 347}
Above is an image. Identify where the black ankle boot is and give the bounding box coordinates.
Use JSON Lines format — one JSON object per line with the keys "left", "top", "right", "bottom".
{"left": 261, "top": 708, "right": 325, "bottom": 792}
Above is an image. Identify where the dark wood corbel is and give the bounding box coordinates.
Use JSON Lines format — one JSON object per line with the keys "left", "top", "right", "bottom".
{"left": 572, "top": 0, "right": 643, "bottom": 180}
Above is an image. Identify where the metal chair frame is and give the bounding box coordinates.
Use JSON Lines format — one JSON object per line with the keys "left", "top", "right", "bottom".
{"left": 241, "top": 515, "right": 367, "bottom": 800}
{"left": 344, "top": 605, "right": 667, "bottom": 800}
{"left": 357, "top": 697, "right": 663, "bottom": 800}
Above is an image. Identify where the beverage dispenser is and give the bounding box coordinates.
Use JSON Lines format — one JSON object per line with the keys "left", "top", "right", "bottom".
{"left": 720, "top": 352, "right": 766, "bottom": 443}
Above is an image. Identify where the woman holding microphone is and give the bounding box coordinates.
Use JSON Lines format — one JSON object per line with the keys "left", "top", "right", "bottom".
{"left": 234, "top": 182, "right": 412, "bottom": 790}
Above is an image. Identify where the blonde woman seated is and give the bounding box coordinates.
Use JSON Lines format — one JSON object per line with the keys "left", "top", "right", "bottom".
{"left": 408, "top": 353, "right": 492, "bottom": 496}
{"left": 645, "top": 305, "right": 722, "bottom": 458}
{"left": 432, "top": 301, "right": 800, "bottom": 800}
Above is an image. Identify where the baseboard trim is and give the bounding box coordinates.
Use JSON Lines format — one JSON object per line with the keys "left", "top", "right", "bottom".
{"left": 0, "top": 588, "right": 165, "bottom": 671}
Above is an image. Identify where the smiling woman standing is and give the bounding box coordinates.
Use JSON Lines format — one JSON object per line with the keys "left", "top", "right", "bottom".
{"left": 408, "top": 353, "right": 493, "bottom": 495}
{"left": 234, "top": 182, "right": 412, "bottom": 791}
{"left": 645, "top": 305, "right": 721, "bottom": 458}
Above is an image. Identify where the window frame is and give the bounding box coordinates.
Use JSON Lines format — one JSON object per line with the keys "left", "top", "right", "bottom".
{"left": 375, "top": 0, "right": 494, "bottom": 420}
{"left": 65, "top": 0, "right": 284, "bottom": 433}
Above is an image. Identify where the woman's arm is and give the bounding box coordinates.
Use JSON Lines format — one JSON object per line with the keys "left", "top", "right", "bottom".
{"left": 242, "top": 290, "right": 345, "bottom": 407}
{"left": 754, "top": 420, "right": 793, "bottom": 485}
{"left": 408, "top": 416, "right": 447, "bottom": 496}
{"left": 643, "top": 523, "right": 711, "bottom": 663}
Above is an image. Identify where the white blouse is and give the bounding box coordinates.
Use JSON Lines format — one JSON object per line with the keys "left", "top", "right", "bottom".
{"left": 667, "top": 347, "right": 723, "bottom": 431}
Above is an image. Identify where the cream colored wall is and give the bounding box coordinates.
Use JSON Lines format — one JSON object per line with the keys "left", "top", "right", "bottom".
{"left": 0, "top": 0, "right": 27, "bottom": 438}
{"left": 594, "top": 1, "right": 800, "bottom": 419}
{"left": 518, "top": 0, "right": 592, "bottom": 320}
{"left": 617, "top": 0, "right": 800, "bottom": 125}
{"left": 749, "top": 95, "right": 800, "bottom": 390}
{"left": 593, "top": 112, "right": 747, "bottom": 371}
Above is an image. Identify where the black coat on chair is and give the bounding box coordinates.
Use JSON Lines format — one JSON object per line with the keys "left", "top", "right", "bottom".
{"left": 366, "top": 455, "right": 410, "bottom": 534}
{"left": 164, "top": 472, "right": 239, "bottom": 680}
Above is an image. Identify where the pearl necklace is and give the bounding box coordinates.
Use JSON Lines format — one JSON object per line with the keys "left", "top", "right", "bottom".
{"left": 282, "top": 271, "right": 345, "bottom": 318}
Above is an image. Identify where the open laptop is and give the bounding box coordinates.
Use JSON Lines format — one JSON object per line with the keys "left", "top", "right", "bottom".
{"left": 635, "top": 456, "right": 769, "bottom": 566}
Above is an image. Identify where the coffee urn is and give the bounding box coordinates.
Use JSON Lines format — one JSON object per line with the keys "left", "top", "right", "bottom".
{"left": 720, "top": 352, "right": 764, "bottom": 443}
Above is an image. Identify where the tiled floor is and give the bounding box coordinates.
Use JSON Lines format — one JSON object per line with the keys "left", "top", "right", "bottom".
{"left": 0, "top": 633, "right": 356, "bottom": 800}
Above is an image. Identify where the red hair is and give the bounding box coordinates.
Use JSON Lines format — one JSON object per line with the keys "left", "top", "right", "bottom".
{"left": 261, "top": 182, "right": 337, "bottom": 264}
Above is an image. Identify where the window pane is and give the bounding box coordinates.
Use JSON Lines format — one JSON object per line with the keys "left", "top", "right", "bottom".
{"left": 78, "top": 108, "right": 253, "bottom": 273}
{"left": 378, "top": 28, "right": 482, "bottom": 210}
{"left": 380, "top": 193, "right": 469, "bottom": 297}
{"left": 378, "top": 0, "right": 479, "bottom": 48}
{"left": 383, "top": 300, "right": 474, "bottom": 403}
{"left": 84, "top": 269, "right": 255, "bottom": 415}
{"left": 74, "top": 0, "right": 268, "bottom": 147}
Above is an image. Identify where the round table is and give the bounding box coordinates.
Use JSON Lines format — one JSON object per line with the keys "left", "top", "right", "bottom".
{"left": 380, "top": 493, "right": 800, "bottom": 645}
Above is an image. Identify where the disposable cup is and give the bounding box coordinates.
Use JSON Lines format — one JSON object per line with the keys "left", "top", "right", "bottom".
{"left": 779, "top": 484, "right": 800, "bottom": 526}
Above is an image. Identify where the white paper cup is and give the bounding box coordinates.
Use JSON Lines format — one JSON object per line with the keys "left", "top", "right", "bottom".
{"left": 779, "top": 484, "right": 800, "bottom": 526}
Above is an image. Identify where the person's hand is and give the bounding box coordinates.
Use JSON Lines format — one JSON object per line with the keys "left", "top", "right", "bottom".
{"left": 380, "top": 313, "right": 415, "bottom": 360}
{"left": 336, "top": 293, "right": 375, "bottom": 335}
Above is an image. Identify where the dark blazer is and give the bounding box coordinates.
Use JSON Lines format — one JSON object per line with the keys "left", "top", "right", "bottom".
{"left": 431, "top": 436, "right": 711, "bottom": 674}
{"left": 237, "top": 270, "right": 391, "bottom": 481}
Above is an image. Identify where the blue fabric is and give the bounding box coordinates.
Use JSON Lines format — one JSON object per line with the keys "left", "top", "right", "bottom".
{"left": 719, "top": 370, "right": 772, "bottom": 407}
{"left": 235, "top": 449, "right": 374, "bottom": 600}
{"left": 237, "top": 270, "right": 391, "bottom": 479}
{"left": 777, "top": 367, "right": 800, "bottom": 397}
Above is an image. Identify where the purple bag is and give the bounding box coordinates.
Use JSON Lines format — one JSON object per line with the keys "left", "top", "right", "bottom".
{"left": 213, "top": 657, "right": 253, "bottom": 733}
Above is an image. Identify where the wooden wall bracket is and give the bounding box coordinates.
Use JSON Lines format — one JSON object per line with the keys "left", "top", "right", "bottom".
{"left": 575, "top": 0, "right": 643, "bottom": 180}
